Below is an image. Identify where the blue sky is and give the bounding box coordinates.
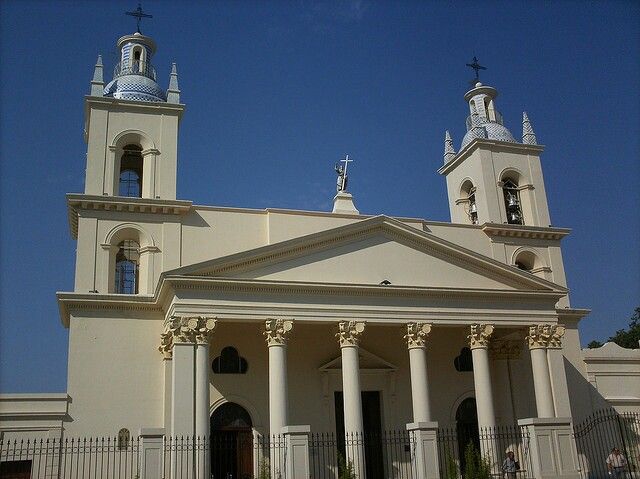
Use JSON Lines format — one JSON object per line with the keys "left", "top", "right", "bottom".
{"left": 0, "top": 0, "right": 638, "bottom": 393}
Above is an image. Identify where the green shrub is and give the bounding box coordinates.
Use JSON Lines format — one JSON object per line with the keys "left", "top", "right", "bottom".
{"left": 463, "top": 442, "right": 491, "bottom": 479}
{"left": 337, "top": 451, "right": 358, "bottom": 479}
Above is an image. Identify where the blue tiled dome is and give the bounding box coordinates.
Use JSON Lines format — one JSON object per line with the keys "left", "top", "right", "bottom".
{"left": 104, "top": 74, "right": 166, "bottom": 103}
{"left": 460, "top": 120, "right": 516, "bottom": 150}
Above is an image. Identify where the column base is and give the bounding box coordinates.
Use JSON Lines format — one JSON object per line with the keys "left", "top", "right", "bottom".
{"left": 518, "top": 418, "right": 581, "bottom": 479}
{"left": 406, "top": 422, "right": 440, "bottom": 479}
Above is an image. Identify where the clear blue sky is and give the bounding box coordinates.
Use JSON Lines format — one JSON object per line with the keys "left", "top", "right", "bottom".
{"left": 1, "top": 0, "right": 638, "bottom": 393}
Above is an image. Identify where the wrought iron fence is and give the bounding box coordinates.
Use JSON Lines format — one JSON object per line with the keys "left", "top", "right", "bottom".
{"left": 0, "top": 434, "right": 287, "bottom": 479}
{"left": 0, "top": 436, "right": 140, "bottom": 478}
{"left": 309, "top": 430, "right": 415, "bottom": 479}
{"left": 437, "top": 424, "right": 534, "bottom": 478}
{"left": 573, "top": 409, "right": 640, "bottom": 479}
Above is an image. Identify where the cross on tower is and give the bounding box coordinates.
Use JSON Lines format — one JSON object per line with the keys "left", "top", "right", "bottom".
{"left": 466, "top": 56, "right": 487, "bottom": 82}
{"left": 126, "top": 3, "right": 152, "bottom": 34}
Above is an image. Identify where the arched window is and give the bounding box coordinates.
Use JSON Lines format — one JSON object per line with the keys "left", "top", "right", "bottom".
{"left": 212, "top": 347, "right": 248, "bottom": 374}
{"left": 513, "top": 250, "right": 546, "bottom": 277}
{"left": 461, "top": 181, "right": 478, "bottom": 225}
{"left": 502, "top": 178, "right": 524, "bottom": 225}
{"left": 117, "top": 428, "right": 130, "bottom": 450}
{"left": 115, "top": 240, "right": 139, "bottom": 294}
{"left": 454, "top": 347, "right": 474, "bottom": 372}
{"left": 118, "top": 145, "right": 143, "bottom": 197}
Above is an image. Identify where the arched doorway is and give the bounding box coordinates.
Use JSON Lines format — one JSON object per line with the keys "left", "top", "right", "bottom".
{"left": 456, "top": 397, "right": 480, "bottom": 473}
{"left": 211, "top": 402, "right": 254, "bottom": 479}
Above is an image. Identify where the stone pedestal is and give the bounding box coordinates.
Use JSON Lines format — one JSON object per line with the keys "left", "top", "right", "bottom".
{"left": 518, "top": 418, "right": 581, "bottom": 479}
{"left": 139, "top": 428, "right": 165, "bottom": 479}
{"left": 282, "top": 425, "right": 311, "bottom": 479}
{"left": 406, "top": 422, "right": 440, "bottom": 479}
{"left": 332, "top": 191, "right": 359, "bottom": 214}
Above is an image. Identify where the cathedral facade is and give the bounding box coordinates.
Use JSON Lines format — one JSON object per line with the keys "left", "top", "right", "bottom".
{"left": 1, "top": 26, "right": 639, "bottom": 479}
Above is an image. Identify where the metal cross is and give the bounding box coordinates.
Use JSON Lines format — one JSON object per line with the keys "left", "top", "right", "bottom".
{"left": 126, "top": 4, "right": 152, "bottom": 33}
{"left": 339, "top": 154, "right": 354, "bottom": 179}
{"left": 466, "top": 56, "right": 487, "bottom": 82}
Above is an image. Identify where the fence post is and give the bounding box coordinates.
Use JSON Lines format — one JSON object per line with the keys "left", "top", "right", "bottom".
{"left": 282, "top": 425, "right": 311, "bottom": 479}
{"left": 518, "top": 418, "right": 580, "bottom": 479}
{"left": 406, "top": 422, "right": 440, "bottom": 479}
{"left": 139, "top": 428, "right": 165, "bottom": 479}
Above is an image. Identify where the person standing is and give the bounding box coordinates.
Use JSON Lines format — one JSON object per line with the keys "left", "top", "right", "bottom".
{"left": 502, "top": 450, "right": 520, "bottom": 478}
{"left": 606, "top": 447, "right": 627, "bottom": 478}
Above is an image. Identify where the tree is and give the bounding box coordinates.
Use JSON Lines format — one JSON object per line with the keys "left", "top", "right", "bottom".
{"left": 588, "top": 307, "right": 640, "bottom": 349}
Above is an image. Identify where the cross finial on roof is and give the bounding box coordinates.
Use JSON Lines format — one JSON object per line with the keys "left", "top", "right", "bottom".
{"left": 466, "top": 56, "right": 487, "bottom": 82}
{"left": 126, "top": 3, "right": 152, "bottom": 33}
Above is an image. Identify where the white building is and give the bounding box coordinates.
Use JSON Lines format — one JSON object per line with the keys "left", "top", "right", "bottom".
{"left": 1, "top": 26, "right": 639, "bottom": 479}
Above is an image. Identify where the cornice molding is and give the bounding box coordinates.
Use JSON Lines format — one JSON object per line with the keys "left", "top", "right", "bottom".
{"left": 481, "top": 223, "right": 571, "bottom": 241}
{"left": 438, "top": 139, "right": 545, "bottom": 176}
{"left": 67, "top": 194, "right": 192, "bottom": 238}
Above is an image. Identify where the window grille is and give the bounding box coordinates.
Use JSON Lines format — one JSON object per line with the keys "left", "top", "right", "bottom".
{"left": 115, "top": 240, "right": 140, "bottom": 294}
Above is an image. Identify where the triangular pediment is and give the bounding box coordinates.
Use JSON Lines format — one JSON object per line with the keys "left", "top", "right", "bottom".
{"left": 319, "top": 348, "right": 398, "bottom": 373}
{"left": 167, "top": 216, "right": 565, "bottom": 293}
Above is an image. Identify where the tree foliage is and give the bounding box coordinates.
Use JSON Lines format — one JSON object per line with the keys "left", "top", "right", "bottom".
{"left": 588, "top": 307, "right": 640, "bottom": 349}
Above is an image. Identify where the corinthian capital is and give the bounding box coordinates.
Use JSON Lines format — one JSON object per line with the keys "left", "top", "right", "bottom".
{"left": 336, "top": 321, "right": 366, "bottom": 347}
{"left": 404, "top": 322, "right": 432, "bottom": 349}
{"left": 468, "top": 323, "right": 494, "bottom": 349}
{"left": 527, "top": 324, "right": 564, "bottom": 349}
{"left": 194, "top": 316, "right": 217, "bottom": 344}
{"left": 168, "top": 315, "right": 196, "bottom": 343}
{"left": 159, "top": 330, "right": 174, "bottom": 359}
{"left": 162, "top": 315, "right": 217, "bottom": 349}
{"left": 264, "top": 319, "right": 294, "bottom": 346}
{"left": 548, "top": 325, "right": 566, "bottom": 349}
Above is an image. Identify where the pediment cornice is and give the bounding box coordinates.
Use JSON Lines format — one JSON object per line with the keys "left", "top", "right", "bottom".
{"left": 167, "top": 215, "right": 566, "bottom": 293}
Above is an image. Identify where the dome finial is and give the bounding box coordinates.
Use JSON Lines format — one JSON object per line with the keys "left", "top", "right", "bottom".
{"left": 444, "top": 131, "right": 456, "bottom": 163}
{"left": 522, "top": 112, "right": 538, "bottom": 145}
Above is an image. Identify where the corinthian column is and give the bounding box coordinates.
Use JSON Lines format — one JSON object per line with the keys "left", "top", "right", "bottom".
{"left": 527, "top": 325, "right": 557, "bottom": 418}
{"left": 469, "top": 323, "right": 496, "bottom": 429}
{"left": 405, "top": 322, "right": 433, "bottom": 423}
{"left": 337, "top": 321, "right": 366, "bottom": 478}
{"left": 194, "top": 317, "right": 216, "bottom": 479}
{"left": 265, "top": 319, "right": 294, "bottom": 435}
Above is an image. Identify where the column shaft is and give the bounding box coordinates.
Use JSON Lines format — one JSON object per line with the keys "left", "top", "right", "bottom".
{"left": 269, "top": 343, "right": 289, "bottom": 435}
{"left": 408, "top": 347, "right": 432, "bottom": 423}
{"left": 471, "top": 347, "right": 496, "bottom": 429}
{"left": 341, "top": 345, "right": 364, "bottom": 434}
{"left": 530, "top": 347, "right": 555, "bottom": 418}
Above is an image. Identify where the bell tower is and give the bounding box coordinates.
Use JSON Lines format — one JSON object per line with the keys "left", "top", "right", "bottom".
{"left": 69, "top": 21, "right": 188, "bottom": 297}
{"left": 84, "top": 29, "right": 183, "bottom": 200}
{"left": 438, "top": 81, "right": 551, "bottom": 228}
